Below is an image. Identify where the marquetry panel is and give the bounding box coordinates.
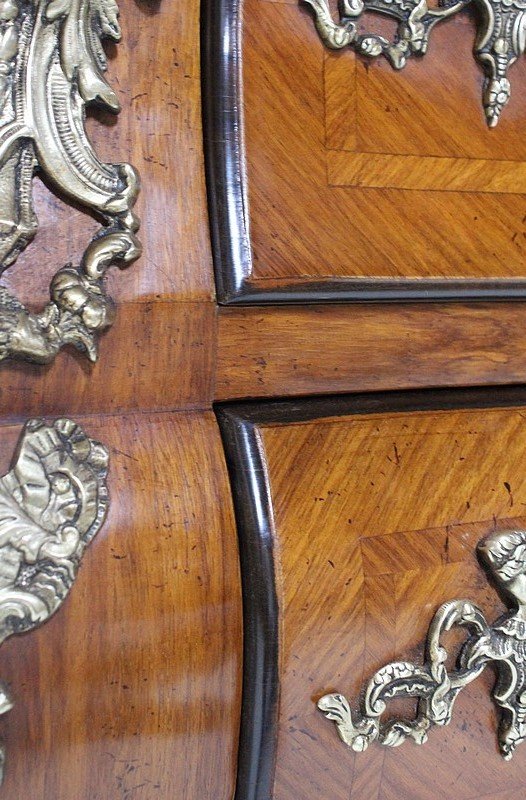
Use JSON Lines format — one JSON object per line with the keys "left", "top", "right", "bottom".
{"left": 217, "top": 0, "right": 526, "bottom": 298}
{"left": 220, "top": 393, "right": 526, "bottom": 800}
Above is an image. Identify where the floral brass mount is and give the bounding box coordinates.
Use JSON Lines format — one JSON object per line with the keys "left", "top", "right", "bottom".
{"left": 0, "top": 0, "right": 141, "bottom": 365}
{"left": 318, "top": 530, "right": 526, "bottom": 760}
{"left": 0, "top": 417, "right": 109, "bottom": 781}
{"left": 303, "top": 0, "right": 526, "bottom": 126}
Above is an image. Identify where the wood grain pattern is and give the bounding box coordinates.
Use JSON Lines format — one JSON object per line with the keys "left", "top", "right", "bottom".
{"left": 224, "top": 397, "right": 526, "bottom": 800}
{"left": 206, "top": 0, "right": 526, "bottom": 300}
{"left": 1, "top": 0, "right": 219, "bottom": 419}
{"left": 10, "top": 0, "right": 526, "bottom": 798}
{"left": 0, "top": 411, "right": 242, "bottom": 800}
{"left": 216, "top": 303, "right": 526, "bottom": 401}
{"left": 327, "top": 151, "right": 526, "bottom": 194}
{"left": 1, "top": 301, "right": 216, "bottom": 421}
{"left": 0, "top": 0, "right": 218, "bottom": 419}
{"left": 324, "top": 15, "right": 526, "bottom": 160}
{"left": 0, "top": 3, "right": 244, "bottom": 798}
{"left": 3, "top": 0, "right": 213, "bottom": 306}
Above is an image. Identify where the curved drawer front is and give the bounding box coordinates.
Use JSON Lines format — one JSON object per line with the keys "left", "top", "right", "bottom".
{"left": 204, "top": 0, "right": 526, "bottom": 304}
{"left": 219, "top": 388, "right": 526, "bottom": 800}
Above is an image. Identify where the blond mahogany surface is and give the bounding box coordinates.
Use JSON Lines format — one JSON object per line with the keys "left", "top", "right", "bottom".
{"left": 253, "top": 402, "right": 526, "bottom": 800}
{"left": 241, "top": 0, "right": 526, "bottom": 288}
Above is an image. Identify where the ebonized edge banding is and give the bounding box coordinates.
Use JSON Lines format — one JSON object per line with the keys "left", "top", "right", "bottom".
{"left": 216, "top": 384, "right": 526, "bottom": 799}
{"left": 201, "top": 0, "right": 526, "bottom": 305}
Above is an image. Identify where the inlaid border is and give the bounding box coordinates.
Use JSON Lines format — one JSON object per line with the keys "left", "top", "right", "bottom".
{"left": 201, "top": 0, "right": 526, "bottom": 304}
{"left": 217, "top": 385, "right": 526, "bottom": 799}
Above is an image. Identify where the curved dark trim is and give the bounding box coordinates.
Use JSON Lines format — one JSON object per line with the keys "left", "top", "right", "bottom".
{"left": 217, "top": 408, "right": 280, "bottom": 800}
{"left": 201, "top": 0, "right": 526, "bottom": 305}
{"left": 215, "top": 278, "right": 526, "bottom": 305}
{"left": 217, "top": 383, "right": 526, "bottom": 800}
{"left": 218, "top": 384, "right": 526, "bottom": 427}
{"left": 201, "top": 0, "right": 252, "bottom": 302}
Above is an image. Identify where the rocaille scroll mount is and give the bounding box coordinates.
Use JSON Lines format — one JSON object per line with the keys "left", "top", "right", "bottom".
{"left": 302, "top": 0, "right": 526, "bottom": 126}
{"left": 0, "top": 0, "right": 141, "bottom": 365}
{"left": 0, "top": 417, "right": 110, "bottom": 782}
{"left": 318, "top": 529, "right": 526, "bottom": 760}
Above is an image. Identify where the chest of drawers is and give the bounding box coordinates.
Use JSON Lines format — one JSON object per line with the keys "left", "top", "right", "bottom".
{"left": 0, "top": 1, "right": 525, "bottom": 798}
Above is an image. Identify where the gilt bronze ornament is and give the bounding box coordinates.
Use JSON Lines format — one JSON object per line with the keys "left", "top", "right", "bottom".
{"left": 303, "top": 0, "right": 526, "bottom": 126}
{"left": 0, "top": 417, "right": 109, "bottom": 780}
{"left": 0, "top": 0, "right": 140, "bottom": 364}
{"left": 318, "top": 530, "right": 526, "bottom": 760}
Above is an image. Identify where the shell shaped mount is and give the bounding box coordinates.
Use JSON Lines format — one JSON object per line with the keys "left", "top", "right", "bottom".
{"left": 302, "top": 0, "right": 526, "bottom": 127}
{"left": 318, "top": 530, "right": 526, "bottom": 760}
{"left": 0, "top": 0, "right": 142, "bottom": 365}
{"left": 0, "top": 417, "right": 110, "bottom": 781}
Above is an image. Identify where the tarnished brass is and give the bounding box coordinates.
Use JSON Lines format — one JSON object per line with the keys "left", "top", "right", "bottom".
{"left": 303, "top": 0, "right": 526, "bottom": 126}
{"left": 318, "top": 530, "right": 526, "bottom": 760}
{"left": 0, "top": 418, "right": 109, "bottom": 780}
{"left": 0, "top": 0, "right": 140, "bottom": 364}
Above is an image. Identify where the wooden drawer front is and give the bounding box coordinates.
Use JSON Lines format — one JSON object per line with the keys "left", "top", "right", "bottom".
{"left": 219, "top": 389, "right": 526, "bottom": 800}
{"left": 204, "top": 0, "right": 526, "bottom": 303}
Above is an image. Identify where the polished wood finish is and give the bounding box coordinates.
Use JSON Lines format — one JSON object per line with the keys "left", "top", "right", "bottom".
{"left": 216, "top": 303, "right": 526, "bottom": 400}
{"left": 0, "top": 412, "right": 241, "bottom": 799}
{"left": 218, "top": 408, "right": 280, "bottom": 800}
{"left": 3, "top": 302, "right": 216, "bottom": 421}
{"left": 5, "top": 0, "right": 526, "bottom": 796}
{"left": 327, "top": 150, "right": 526, "bottom": 194}
{"left": 2, "top": 0, "right": 218, "bottom": 421}
{"left": 5, "top": 1, "right": 213, "bottom": 306}
{"left": 0, "top": 2, "right": 243, "bottom": 798}
{"left": 12, "top": 296, "right": 526, "bottom": 419}
{"left": 204, "top": 0, "right": 526, "bottom": 302}
{"left": 220, "top": 390, "right": 526, "bottom": 800}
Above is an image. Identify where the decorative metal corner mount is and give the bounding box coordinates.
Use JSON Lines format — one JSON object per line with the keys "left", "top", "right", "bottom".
{"left": 302, "top": 0, "right": 526, "bottom": 127}
{"left": 318, "top": 530, "right": 526, "bottom": 760}
{"left": 0, "top": 417, "right": 109, "bottom": 781}
{"left": 0, "top": 0, "right": 141, "bottom": 365}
